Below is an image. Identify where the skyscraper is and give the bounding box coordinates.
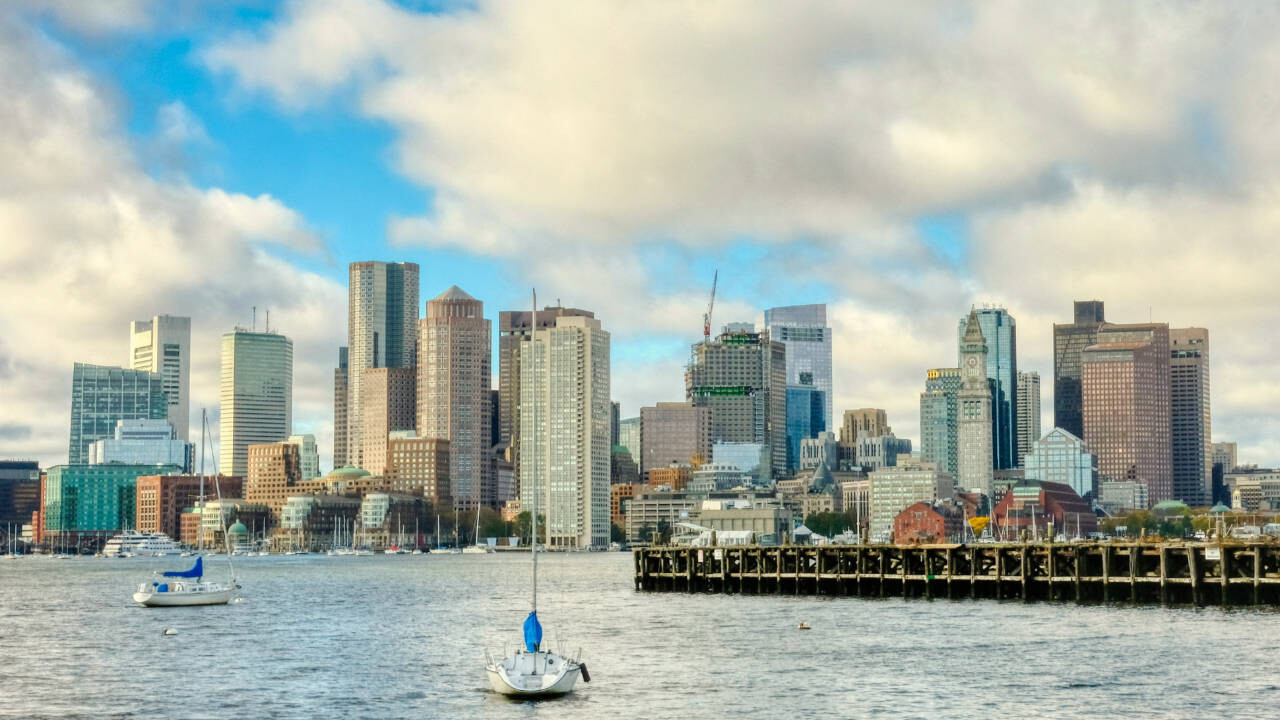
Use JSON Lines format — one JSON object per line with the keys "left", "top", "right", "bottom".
{"left": 219, "top": 329, "right": 293, "bottom": 478}
{"left": 763, "top": 304, "right": 834, "bottom": 431}
{"left": 1053, "top": 300, "right": 1106, "bottom": 437}
{"left": 498, "top": 306, "right": 595, "bottom": 486}
{"left": 618, "top": 417, "right": 641, "bottom": 464}
{"left": 333, "top": 346, "right": 348, "bottom": 469}
{"left": 840, "top": 408, "right": 890, "bottom": 447}
{"left": 1170, "top": 328, "right": 1211, "bottom": 505}
{"left": 362, "top": 368, "right": 416, "bottom": 477}
{"left": 1082, "top": 323, "right": 1171, "bottom": 506}
{"left": 957, "top": 311, "right": 994, "bottom": 494}
{"left": 639, "top": 402, "right": 711, "bottom": 475}
{"left": 1016, "top": 371, "right": 1041, "bottom": 467}
{"left": 129, "top": 315, "right": 191, "bottom": 440}
{"left": 347, "top": 261, "right": 419, "bottom": 469}
{"left": 958, "top": 307, "right": 1017, "bottom": 469}
{"left": 417, "top": 286, "right": 491, "bottom": 509}
{"left": 784, "top": 385, "right": 825, "bottom": 473}
{"left": 68, "top": 363, "right": 168, "bottom": 465}
{"left": 687, "top": 324, "right": 787, "bottom": 481}
{"left": 519, "top": 314, "right": 610, "bottom": 548}
{"left": 919, "top": 369, "right": 961, "bottom": 476}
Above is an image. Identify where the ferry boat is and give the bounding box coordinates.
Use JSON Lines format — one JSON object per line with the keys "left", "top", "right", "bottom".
{"left": 102, "top": 531, "right": 183, "bottom": 557}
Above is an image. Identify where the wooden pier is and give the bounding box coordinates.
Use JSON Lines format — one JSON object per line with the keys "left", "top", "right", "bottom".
{"left": 633, "top": 542, "right": 1280, "bottom": 606}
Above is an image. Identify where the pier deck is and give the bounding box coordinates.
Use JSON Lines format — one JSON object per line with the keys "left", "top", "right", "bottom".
{"left": 633, "top": 542, "right": 1280, "bottom": 606}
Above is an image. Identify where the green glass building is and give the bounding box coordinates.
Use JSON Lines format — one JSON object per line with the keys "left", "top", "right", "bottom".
{"left": 68, "top": 363, "right": 168, "bottom": 465}
{"left": 43, "top": 463, "right": 181, "bottom": 543}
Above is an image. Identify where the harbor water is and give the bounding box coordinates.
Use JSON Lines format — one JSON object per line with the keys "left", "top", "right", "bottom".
{"left": 1, "top": 552, "right": 1278, "bottom": 719}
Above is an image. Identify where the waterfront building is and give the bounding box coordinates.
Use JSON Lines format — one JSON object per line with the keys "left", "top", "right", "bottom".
{"left": 957, "top": 311, "right": 994, "bottom": 494}
{"left": 784, "top": 384, "right": 826, "bottom": 473}
{"left": 361, "top": 367, "right": 416, "bottom": 477}
{"left": 894, "top": 501, "right": 966, "bottom": 543}
{"left": 624, "top": 491, "right": 699, "bottom": 543}
{"left": 639, "top": 401, "right": 711, "bottom": 475}
{"left": 690, "top": 463, "right": 751, "bottom": 493}
{"left": 1053, "top": 300, "right": 1106, "bottom": 438}
{"left": 764, "top": 304, "right": 834, "bottom": 431}
{"left": 958, "top": 307, "right": 1017, "bottom": 469}
{"left": 68, "top": 363, "right": 168, "bottom": 466}
{"left": 287, "top": 434, "right": 320, "bottom": 481}
{"left": 1022, "top": 428, "right": 1098, "bottom": 502}
{"left": 868, "top": 465, "right": 955, "bottom": 541}
{"left": 519, "top": 314, "right": 611, "bottom": 548}
{"left": 1016, "top": 371, "right": 1041, "bottom": 467}
{"left": 199, "top": 498, "right": 272, "bottom": 548}
{"left": 297, "top": 465, "right": 387, "bottom": 498}
{"left": 333, "top": 347, "right": 349, "bottom": 468}
{"left": 245, "top": 441, "right": 302, "bottom": 520}
{"left": 687, "top": 325, "right": 787, "bottom": 481}
{"left": 712, "top": 442, "right": 766, "bottom": 481}
{"left": 0, "top": 460, "right": 40, "bottom": 527}
{"left": 800, "top": 431, "right": 838, "bottom": 472}
{"left": 1098, "top": 480, "right": 1149, "bottom": 514}
{"left": 992, "top": 479, "right": 1097, "bottom": 540}
{"left": 1170, "top": 328, "right": 1211, "bottom": 506}
{"left": 841, "top": 477, "right": 871, "bottom": 534}
{"left": 698, "top": 503, "right": 793, "bottom": 545}
{"left": 611, "top": 482, "right": 638, "bottom": 528}
{"left": 346, "top": 261, "right": 419, "bottom": 470}
{"left": 1082, "top": 323, "right": 1172, "bottom": 505}
{"left": 919, "top": 369, "right": 962, "bottom": 477}
{"left": 129, "top": 314, "right": 191, "bottom": 440}
{"left": 417, "top": 286, "right": 491, "bottom": 509}
{"left": 1224, "top": 468, "right": 1280, "bottom": 511}
{"left": 88, "top": 419, "right": 193, "bottom": 472}
{"left": 645, "top": 465, "right": 693, "bottom": 492}
{"left": 359, "top": 493, "right": 430, "bottom": 548}
{"left": 43, "top": 463, "right": 181, "bottom": 550}
{"left": 135, "top": 474, "right": 244, "bottom": 539}
{"left": 618, "top": 417, "right": 641, "bottom": 467}
{"left": 219, "top": 329, "right": 293, "bottom": 478}
{"left": 498, "top": 305, "right": 595, "bottom": 488}
{"left": 279, "top": 495, "right": 360, "bottom": 551}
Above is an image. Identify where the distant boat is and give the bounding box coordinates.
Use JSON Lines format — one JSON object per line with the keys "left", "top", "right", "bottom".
{"left": 486, "top": 290, "right": 588, "bottom": 698}
{"left": 102, "top": 530, "right": 182, "bottom": 558}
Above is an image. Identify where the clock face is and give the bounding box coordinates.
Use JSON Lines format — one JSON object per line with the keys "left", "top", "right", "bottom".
{"left": 966, "top": 356, "right": 978, "bottom": 368}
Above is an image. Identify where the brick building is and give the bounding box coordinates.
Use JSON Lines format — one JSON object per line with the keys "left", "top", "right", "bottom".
{"left": 893, "top": 501, "right": 966, "bottom": 544}
{"left": 136, "top": 474, "right": 244, "bottom": 539}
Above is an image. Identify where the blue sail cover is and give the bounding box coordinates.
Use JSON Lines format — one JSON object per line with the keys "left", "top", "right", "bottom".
{"left": 523, "top": 611, "right": 543, "bottom": 652}
{"left": 162, "top": 556, "right": 202, "bottom": 578}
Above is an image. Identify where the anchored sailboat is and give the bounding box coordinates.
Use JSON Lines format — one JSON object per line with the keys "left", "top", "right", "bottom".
{"left": 486, "top": 290, "right": 588, "bottom": 697}
{"left": 132, "top": 409, "right": 239, "bottom": 607}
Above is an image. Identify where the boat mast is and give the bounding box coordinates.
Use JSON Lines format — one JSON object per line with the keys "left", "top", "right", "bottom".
{"left": 206, "top": 410, "right": 236, "bottom": 581}
{"left": 531, "top": 289, "right": 538, "bottom": 613}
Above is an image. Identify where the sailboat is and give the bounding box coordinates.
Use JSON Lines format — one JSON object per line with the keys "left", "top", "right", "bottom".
{"left": 133, "top": 410, "right": 239, "bottom": 607}
{"left": 486, "top": 290, "right": 588, "bottom": 697}
{"left": 435, "top": 514, "right": 459, "bottom": 554}
{"left": 463, "top": 504, "right": 495, "bottom": 554}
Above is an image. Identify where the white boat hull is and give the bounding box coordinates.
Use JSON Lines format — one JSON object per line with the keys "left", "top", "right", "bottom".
{"left": 486, "top": 651, "right": 581, "bottom": 697}
{"left": 133, "top": 581, "right": 235, "bottom": 607}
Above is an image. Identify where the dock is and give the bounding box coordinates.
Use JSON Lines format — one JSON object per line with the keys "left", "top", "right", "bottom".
{"left": 633, "top": 542, "right": 1280, "bottom": 606}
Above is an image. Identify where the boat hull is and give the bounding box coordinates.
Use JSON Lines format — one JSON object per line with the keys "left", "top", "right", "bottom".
{"left": 486, "top": 651, "right": 581, "bottom": 697}
{"left": 133, "top": 588, "right": 234, "bottom": 607}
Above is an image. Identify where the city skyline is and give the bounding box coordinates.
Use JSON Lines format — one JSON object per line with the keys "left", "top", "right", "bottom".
{"left": 2, "top": 3, "right": 1279, "bottom": 472}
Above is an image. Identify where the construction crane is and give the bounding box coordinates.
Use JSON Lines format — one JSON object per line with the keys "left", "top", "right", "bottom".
{"left": 702, "top": 269, "right": 718, "bottom": 344}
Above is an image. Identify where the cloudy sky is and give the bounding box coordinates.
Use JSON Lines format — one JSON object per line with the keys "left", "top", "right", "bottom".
{"left": 2, "top": 0, "right": 1278, "bottom": 471}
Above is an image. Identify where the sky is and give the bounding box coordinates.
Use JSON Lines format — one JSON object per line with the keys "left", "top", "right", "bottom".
{"left": 2, "top": 0, "right": 1279, "bottom": 472}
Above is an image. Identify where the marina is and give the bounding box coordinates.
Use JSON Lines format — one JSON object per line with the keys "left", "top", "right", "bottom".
{"left": 635, "top": 541, "right": 1280, "bottom": 606}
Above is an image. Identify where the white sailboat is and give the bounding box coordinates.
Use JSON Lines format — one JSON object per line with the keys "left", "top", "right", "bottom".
{"left": 463, "top": 504, "right": 495, "bottom": 554}
{"left": 133, "top": 410, "right": 239, "bottom": 607}
{"left": 486, "top": 290, "right": 589, "bottom": 697}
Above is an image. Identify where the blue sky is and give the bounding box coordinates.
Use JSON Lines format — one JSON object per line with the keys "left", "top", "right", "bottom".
{"left": 3, "top": 0, "right": 1278, "bottom": 470}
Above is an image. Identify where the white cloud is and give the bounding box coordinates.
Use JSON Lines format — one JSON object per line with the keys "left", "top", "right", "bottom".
{"left": 0, "top": 13, "right": 345, "bottom": 469}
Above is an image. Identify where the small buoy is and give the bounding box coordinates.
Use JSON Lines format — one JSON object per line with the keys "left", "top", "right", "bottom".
{"left": 162, "top": 628, "right": 178, "bottom": 636}
{"left": 797, "top": 622, "right": 811, "bottom": 630}
{"left": 233, "top": 597, "right": 244, "bottom": 603}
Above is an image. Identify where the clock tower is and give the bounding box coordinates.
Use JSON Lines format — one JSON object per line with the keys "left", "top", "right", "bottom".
{"left": 958, "top": 309, "right": 994, "bottom": 495}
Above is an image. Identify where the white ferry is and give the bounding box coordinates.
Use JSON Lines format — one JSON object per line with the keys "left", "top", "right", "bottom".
{"left": 102, "top": 530, "right": 183, "bottom": 557}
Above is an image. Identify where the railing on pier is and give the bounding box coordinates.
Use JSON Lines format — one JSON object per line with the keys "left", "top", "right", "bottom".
{"left": 633, "top": 542, "right": 1280, "bottom": 606}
